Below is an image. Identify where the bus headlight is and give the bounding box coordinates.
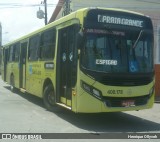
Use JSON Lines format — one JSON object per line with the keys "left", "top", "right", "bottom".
{"left": 81, "top": 81, "right": 102, "bottom": 100}
{"left": 81, "top": 81, "right": 91, "bottom": 93}
{"left": 92, "top": 88, "right": 102, "bottom": 99}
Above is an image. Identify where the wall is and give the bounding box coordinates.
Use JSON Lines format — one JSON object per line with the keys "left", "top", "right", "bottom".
{"left": 155, "top": 25, "right": 160, "bottom": 97}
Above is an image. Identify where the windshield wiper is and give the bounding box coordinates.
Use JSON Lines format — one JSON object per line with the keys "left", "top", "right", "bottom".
{"left": 133, "top": 30, "right": 144, "bottom": 48}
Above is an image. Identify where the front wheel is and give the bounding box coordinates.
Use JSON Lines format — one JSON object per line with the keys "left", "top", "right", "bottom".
{"left": 43, "top": 84, "right": 60, "bottom": 112}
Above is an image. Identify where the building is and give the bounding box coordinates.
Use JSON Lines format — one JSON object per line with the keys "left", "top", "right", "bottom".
{"left": 49, "top": 0, "right": 160, "bottom": 99}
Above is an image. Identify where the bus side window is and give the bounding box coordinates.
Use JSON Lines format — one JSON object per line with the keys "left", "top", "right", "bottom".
{"left": 6, "top": 48, "right": 9, "bottom": 62}
{"left": 8, "top": 43, "right": 20, "bottom": 62}
{"left": 40, "top": 28, "right": 56, "bottom": 60}
{"left": 9, "top": 45, "right": 14, "bottom": 62}
{"left": 14, "top": 43, "right": 20, "bottom": 62}
{"left": 28, "top": 35, "right": 40, "bottom": 61}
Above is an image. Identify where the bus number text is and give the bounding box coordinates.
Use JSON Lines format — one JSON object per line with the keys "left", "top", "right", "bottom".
{"left": 107, "top": 90, "right": 123, "bottom": 94}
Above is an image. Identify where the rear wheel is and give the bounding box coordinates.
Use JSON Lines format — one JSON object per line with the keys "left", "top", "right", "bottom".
{"left": 43, "top": 84, "right": 60, "bottom": 112}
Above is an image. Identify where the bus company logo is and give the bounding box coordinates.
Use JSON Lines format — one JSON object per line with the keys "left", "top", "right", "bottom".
{"left": 2, "top": 134, "right": 12, "bottom": 139}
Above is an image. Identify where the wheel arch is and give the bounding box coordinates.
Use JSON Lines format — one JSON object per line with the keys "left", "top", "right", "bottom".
{"left": 43, "top": 78, "right": 54, "bottom": 94}
{"left": 42, "top": 78, "right": 60, "bottom": 111}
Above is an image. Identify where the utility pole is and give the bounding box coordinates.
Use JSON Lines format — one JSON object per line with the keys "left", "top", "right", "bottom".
{"left": 44, "top": 0, "right": 48, "bottom": 25}
{"left": 37, "top": 0, "right": 48, "bottom": 25}
{"left": 63, "top": 0, "right": 71, "bottom": 16}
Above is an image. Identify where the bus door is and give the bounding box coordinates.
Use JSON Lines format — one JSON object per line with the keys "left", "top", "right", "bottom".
{"left": 19, "top": 42, "right": 27, "bottom": 89}
{"left": 57, "top": 25, "right": 78, "bottom": 106}
{"left": 3, "top": 48, "right": 9, "bottom": 82}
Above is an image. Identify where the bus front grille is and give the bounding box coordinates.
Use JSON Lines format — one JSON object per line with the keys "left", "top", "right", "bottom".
{"left": 100, "top": 77, "right": 152, "bottom": 86}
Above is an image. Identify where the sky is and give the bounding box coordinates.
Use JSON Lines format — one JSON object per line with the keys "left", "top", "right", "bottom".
{"left": 0, "top": 0, "right": 59, "bottom": 45}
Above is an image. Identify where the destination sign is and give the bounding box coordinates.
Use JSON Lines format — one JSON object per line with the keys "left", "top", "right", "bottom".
{"left": 98, "top": 15, "right": 143, "bottom": 28}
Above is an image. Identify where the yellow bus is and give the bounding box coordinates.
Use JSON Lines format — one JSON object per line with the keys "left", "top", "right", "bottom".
{"left": 1, "top": 8, "right": 154, "bottom": 113}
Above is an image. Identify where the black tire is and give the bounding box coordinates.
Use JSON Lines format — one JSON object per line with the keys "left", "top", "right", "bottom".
{"left": 43, "top": 84, "right": 60, "bottom": 112}
{"left": 10, "top": 75, "right": 16, "bottom": 92}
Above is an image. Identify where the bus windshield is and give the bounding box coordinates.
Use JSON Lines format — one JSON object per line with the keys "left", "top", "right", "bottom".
{"left": 81, "top": 29, "right": 153, "bottom": 73}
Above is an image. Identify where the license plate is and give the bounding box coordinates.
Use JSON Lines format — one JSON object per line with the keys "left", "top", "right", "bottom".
{"left": 121, "top": 100, "right": 135, "bottom": 107}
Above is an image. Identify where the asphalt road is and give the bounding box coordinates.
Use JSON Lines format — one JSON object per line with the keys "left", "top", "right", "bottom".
{"left": 0, "top": 76, "right": 160, "bottom": 142}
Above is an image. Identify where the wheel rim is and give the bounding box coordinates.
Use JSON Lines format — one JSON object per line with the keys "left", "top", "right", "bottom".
{"left": 10, "top": 76, "right": 14, "bottom": 91}
{"left": 48, "top": 91, "right": 55, "bottom": 105}
{"left": 11, "top": 85, "right": 14, "bottom": 90}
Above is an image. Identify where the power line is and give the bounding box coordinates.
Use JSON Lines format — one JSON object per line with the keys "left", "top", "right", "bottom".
{"left": 0, "top": 3, "right": 56, "bottom": 9}
{"left": 1, "top": 2, "right": 160, "bottom": 21}
{"left": 0, "top": 2, "right": 160, "bottom": 10}
{"left": 0, "top": 0, "right": 160, "bottom": 8}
